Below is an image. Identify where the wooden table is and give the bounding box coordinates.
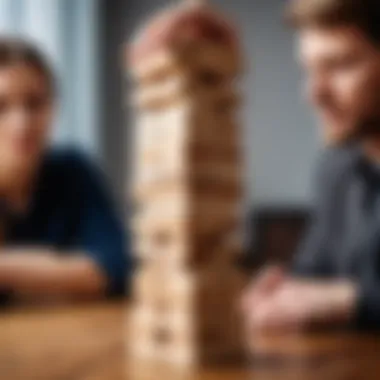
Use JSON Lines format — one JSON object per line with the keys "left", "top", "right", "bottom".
{"left": 0, "top": 302, "right": 379, "bottom": 380}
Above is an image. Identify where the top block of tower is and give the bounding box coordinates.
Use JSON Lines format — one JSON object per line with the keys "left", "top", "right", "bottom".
{"left": 127, "top": 0, "right": 242, "bottom": 82}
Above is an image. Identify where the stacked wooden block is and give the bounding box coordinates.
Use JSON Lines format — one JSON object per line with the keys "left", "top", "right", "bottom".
{"left": 127, "top": 0, "right": 246, "bottom": 368}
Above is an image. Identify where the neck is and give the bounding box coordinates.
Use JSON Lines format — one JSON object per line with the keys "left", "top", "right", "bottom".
{"left": 0, "top": 164, "right": 37, "bottom": 213}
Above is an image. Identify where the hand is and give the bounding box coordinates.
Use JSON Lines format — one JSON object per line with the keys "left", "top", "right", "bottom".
{"left": 241, "top": 266, "right": 285, "bottom": 315}
{"left": 242, "top": 276, "right": 358, "bottom": 333}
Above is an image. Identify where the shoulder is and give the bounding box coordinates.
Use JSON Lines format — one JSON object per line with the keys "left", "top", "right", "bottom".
{"left": 39, "top": 146, "right": 104, "bottom": 192}
{"left": 315, "top": 143, "right": 359, "bottom": 184}
{"left": 310, "top": 144, "right": 359, "bottom": 207}
{"left": 42, "top": 146, "right": 102, "bottom": 178}
{"left": 43, "top": 146, "right": 96, "bottom": 171}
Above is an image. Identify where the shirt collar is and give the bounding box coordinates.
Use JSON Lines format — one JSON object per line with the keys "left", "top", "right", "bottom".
{"left": 353, "top": 146, "right": 380, "bottom": 185}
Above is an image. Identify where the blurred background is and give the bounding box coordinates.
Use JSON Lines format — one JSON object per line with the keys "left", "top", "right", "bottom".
{"left": 0, "top": 0, "right": 321, "bottom": 264}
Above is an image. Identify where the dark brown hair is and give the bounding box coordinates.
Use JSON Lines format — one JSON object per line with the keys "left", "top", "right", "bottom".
{"left": 286, "top": 0, "right": 380, "bottom": 45}
{"left": 0, "top": 36, "right": 56, "bottom": 95}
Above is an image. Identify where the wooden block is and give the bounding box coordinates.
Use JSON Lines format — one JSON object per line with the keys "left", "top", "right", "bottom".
{"left": 162, "top": 267, "right": 243, "bottom": 318}
{"left": 134, "top": 194, "right": 240, "bottom": 221}
{"left": 188, "top": 140, "right": 242, "bottom": 164}
{"left": 129, "top": 40, "right": 242, "bottom": 83}
{"left": 129, "top": 286, "right": 196, "bottom": 364}
{"left": 133, "top": 132, "right": 241, "bottom": 180}
{"left": 129, "top": 48, "right": 178, "bottom": 83}
{"left": 131, "top": 214, "right": 187, "bottom": 238}
{"left": 132, "top": 102, "right": 243, "bottom": 190}
{"left": 133, "top": 266, "right": 243, "bottom": 316}
{"left": 133, "top": 233, "right": 191, "bottom": 264}
{"left": 131, "top": 205, "right": 239, "bottom": 241}
{"left": 130, "top": 308, "right": 194, "bottom": 358}
{"left": 134, "top": 143, "right": 242, "bottom": 178}
{"left": 129, "top": 307, "right": 160, "bottom": 361}
{"left": 129, "top": 262, "right": 247, "bottom": 367}
{"left": 131, "top": 75, "right": 189, "bottom": 110}
{"left": 181, "top": 41, "right": 242, "bottom": 78}
{"left": 133, "top": 268, "right": 163, "bottom": 305}
{"left": 130, "top": 307, "right": 155, "bottom": 337}
{"left": 159, "top": 343, "right": 197, "bottom": 368}
{"left": 130, "top": 302, "right": 242, "bottom": 366}
{"left": 132, "top": 72, "right": 241, "bottom": 111}
{"left": 131, "top": 77, "right": 239, "bottom": 112}
{"left": 132, "top": 174, "right": 242, "bottom": 204}
{"left": 132, "top": 177, "right": 242, "bottom": 206}
{"left": 132, "top": 161, "right": 242, "bottom": 203}
{"left": 133, "top": 229, "right": 242, "bottom": 265}
{"left": 134, "top": 101, "right": 240, "bottom": 145}
{"left": 131, "top": 203, "right": 242, "bottom": 268}
{"left": 161, "top": 299, "right": 244, "bottom": 367}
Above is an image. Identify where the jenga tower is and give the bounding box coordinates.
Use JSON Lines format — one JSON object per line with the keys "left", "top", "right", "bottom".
{"left": 127, "top": 0, "right": 245, "bottom": 368}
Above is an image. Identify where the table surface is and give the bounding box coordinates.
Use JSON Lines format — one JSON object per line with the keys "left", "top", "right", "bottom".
{"left": 0, "top": 302, "right": 379, "bottom": 380}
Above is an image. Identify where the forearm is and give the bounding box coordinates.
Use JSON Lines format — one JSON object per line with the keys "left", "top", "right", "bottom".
{"left": 319, "top": 280, "right": 358, "bottom": 325}
{"left": 0, "top": 249, "right": 107, "bottom": 299}
{"left": 293, "top": 279, "right": 380, "bottom": 329}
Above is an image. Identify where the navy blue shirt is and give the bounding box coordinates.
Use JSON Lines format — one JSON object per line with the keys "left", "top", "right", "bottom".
{"left": 4, "top": 148, "right": 130, "bottom": 297}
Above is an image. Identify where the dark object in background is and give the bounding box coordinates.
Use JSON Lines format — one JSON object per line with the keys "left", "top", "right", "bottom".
{"left": 244, "top": 207, "right": 310, "bottom": 271}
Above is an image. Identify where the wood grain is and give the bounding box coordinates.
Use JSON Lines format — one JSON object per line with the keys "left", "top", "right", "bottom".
{"left": 0, "top": 302, "right": 379, "bottom": 379}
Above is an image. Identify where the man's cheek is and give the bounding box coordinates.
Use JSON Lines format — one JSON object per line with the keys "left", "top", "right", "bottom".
{"left": 354, "top": 72, "right": 380, "bottom": 113}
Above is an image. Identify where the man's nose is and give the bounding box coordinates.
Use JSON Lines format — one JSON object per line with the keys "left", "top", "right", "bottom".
{"left": 307, "top": 76, "right": 331, "bottom": 107}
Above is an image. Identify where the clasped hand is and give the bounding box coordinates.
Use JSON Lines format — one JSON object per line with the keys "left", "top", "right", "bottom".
{"left": 241, "top": 267, "right": 357, "bottom": 332}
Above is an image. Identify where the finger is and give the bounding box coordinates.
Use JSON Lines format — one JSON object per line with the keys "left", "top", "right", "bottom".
{"left": 249, "top": 307, "right": 294, "bottom": 333}
{"left": 247, "top": 295, "right": 299, "bottom": 333}
{"left": 253, "top": 265, "right": 285, "bottom": 294}
{"left": 241, "top": 266, "right": 285, "bottom": 312}
{"left": 246, "top": 298, "right": 277, "bottom": 332}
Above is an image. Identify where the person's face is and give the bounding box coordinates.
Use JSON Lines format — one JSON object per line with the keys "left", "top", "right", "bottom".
{"left": 0, "top": 63, "right": 53, "bottom": 174}
{"left": 298, "top": 26, "right": 380, "bottom": 146}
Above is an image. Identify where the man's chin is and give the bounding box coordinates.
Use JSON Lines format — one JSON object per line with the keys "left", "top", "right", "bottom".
{"left": 321, "top": 125, "right": 356, "bottom": 147}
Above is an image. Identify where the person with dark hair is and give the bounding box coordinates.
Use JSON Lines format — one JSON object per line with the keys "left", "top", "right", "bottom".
{"left": 243, "top": 0, "right": 380, "bottom": 330}
{"left": 0, "top": 37, "right": 129, "bottom": 301}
